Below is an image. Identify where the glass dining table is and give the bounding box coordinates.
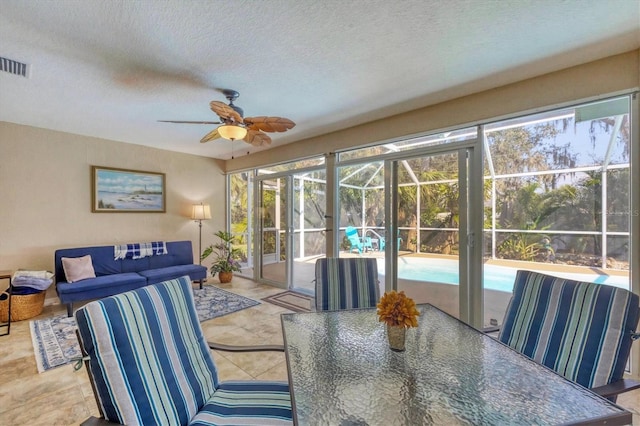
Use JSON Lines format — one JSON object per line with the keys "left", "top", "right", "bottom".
{"left": 280, "top": 304, "right": 631, "bottom": 425}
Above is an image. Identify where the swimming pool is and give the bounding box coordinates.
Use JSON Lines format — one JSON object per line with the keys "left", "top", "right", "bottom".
{"left": 377, "top": 257, "right": 629, "bottom": 292}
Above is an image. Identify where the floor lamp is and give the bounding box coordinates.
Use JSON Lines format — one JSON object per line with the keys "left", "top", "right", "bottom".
{"left": 191, "top": 203, "right": 211, "bottom": 265}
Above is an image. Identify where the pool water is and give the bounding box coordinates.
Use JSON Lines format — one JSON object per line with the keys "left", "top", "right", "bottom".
{"left": 377, "top": 257, "right": 629, "bottom": 292}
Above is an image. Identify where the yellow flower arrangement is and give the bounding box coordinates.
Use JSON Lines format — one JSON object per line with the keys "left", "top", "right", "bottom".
{"left": 377, "top": 290, "right": 420, "bottom": 328}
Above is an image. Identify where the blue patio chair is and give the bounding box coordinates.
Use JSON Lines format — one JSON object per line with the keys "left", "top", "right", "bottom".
{"left": 363, "top": 236, "right": 374, "bottom": 251}
{"left": 375, "top": 233, "right": 401, "bottom": 251}
{"left": 75, "top": 275, "right": 292, "bottom": 425}
{"left": 345, "top": 226, "right": 364, "bottom": 253}
{"left": 364, "top": 229, "right": 385, "bottom": 251}
{"left": 499, "top": 270, "right": 640, "bottom": 402}
{"left": 345, "top": 226, "right": 374, "bottom": 254}
{"left": 315, "top": 257, "right": 380, "bottom": 311}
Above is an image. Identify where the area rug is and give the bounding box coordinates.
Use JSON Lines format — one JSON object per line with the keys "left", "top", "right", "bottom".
{"left": 262, "top": 291, "right": 313, "bottom": 313}
{"left": 29, "top": 285, "right": 259, "bottom": 373}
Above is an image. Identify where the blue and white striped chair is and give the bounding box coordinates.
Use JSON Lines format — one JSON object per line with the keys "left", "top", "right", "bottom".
{"left": 499, "top": 270, "right": 640, "bottom": 401}
{"left": 314, "top": 258, "right": 380, "bottom": 311}
{"left": 75, "top": 275, "right": 292, "bottom": 425}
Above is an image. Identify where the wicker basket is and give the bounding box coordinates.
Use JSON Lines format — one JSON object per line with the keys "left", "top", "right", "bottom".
{"left": 0, "top": 290, "right": 46, "bottom": 322}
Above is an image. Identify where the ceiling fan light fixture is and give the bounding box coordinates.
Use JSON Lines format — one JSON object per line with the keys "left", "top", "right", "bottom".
{"left": 217, "top": 124, "right": 247, "bottom": 141}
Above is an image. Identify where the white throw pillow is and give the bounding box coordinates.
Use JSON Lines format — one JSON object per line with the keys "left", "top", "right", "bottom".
{"left": 61, "top": 255, "right": 96, "bottom": 283}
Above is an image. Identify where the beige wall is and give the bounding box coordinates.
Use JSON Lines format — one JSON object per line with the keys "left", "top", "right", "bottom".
{"left": 227, "top": 49, "right": 640, "bottom": 172}
{"left": 0, "top": 122, "right": 225, "bottom": 274}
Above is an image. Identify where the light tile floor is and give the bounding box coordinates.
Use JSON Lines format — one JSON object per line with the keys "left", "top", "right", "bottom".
{"left": 1, "top": 276, "right": 639, "bottom": 425}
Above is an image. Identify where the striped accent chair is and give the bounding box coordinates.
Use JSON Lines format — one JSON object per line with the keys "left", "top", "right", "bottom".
{"left": 75, "top": 275, "right": 292, "bottom": 425}
{"left": 315, "top": 258, "right": 380, "bottom": 311}
{"left": 499, "top": 270, "right": 640, "bottom": 401}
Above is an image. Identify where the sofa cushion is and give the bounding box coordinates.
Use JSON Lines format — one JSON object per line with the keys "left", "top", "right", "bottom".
{"left": 149, "top": 241, "right": 195, "bottom": 269}
{"left": 61, "top": 255, "right": 96, "bottom": 283}
{"left": 57, "top": 273, "right": 146, "bottom": 296}
{"left": 139, "top": 264, "right": 207, "bottom": 285}
{"left": 120, "top": 256, "right": 150, "bottom": 273}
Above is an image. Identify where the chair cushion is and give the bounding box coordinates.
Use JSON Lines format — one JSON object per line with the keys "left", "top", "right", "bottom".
{"left": 75, "top": 275, "right": 219, "bottom": 425}
{"left": 189, "top": 381, "right": 292, "bottom": 426}
{"left": 499, "top": 270, "right": 639, "bottom": 389}
{"left": 315, "top": 258, "right": 379, "bottom": 311}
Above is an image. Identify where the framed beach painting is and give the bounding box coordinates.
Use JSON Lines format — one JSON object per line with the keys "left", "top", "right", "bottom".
{"left": 92, "top": 166, "right": 166, "bottom": 213}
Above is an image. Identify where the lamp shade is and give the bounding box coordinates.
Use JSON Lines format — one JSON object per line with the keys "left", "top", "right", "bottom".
{"left": 217, "top": 124, "right": 247, "bottom": 141}
{"left": 191, "top": 204, "right": 211, "bottom": 220}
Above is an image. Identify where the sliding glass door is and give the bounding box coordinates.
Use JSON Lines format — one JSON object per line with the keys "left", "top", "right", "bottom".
{"left": 258, "top": 177, "right": 287, "bottom": 286}
{"left": 255, "top": 167, "right": 326, "bottom": 292}
{"left": 290, "top": 169, "right": 327, "bottom": 293}
{"left": 387, "top": 146, "right": 478, "bottom": 320}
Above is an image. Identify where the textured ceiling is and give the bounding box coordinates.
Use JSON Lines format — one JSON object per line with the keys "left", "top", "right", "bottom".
{"left": 1, "top": 0, "right": 639, "bottom": 160}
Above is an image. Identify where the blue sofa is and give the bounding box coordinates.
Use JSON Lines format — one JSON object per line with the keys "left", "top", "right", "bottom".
{"left": 54, "top": 240, "right": 207, "bottom": 316}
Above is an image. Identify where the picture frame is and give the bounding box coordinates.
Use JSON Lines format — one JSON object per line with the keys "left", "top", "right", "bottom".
{"left": 91, "top": 166, "right": 166, "bottom": 213}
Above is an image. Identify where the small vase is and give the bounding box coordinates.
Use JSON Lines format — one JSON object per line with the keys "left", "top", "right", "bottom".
{"left": 218, "top": 271, "right": 233, "bottom": 283}
{"left": 387, "top": 324, "right": 406, "bottom": 352}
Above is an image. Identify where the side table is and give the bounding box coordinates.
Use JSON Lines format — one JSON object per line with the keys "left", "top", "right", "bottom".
{"left": 0, "top": 271, "right": 12, "bottom": 336}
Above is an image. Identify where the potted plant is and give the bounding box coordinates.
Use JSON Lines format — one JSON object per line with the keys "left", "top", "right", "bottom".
{"left": 201, "top": 230, "right": 243, "bottom": 283}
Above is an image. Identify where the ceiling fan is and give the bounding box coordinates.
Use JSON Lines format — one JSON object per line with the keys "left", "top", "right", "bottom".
{"left": 159, "top": 89, "right": 295, "bottom": 147}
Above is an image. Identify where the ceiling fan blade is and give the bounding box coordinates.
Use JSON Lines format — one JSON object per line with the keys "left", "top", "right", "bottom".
{"left": 210, "top": 101, "right": 243, "bottom": 124}
{"left": 158, "top": 120, "right": 221, "bottom": 124}
{"left": 244, "top": 116, "right": 295, "bottom": 133}
{"left": 243, "top": 129, "right": 272, "bottom": 146}
{"left": 200, "top": 128, "right": 221, "bottom": 143}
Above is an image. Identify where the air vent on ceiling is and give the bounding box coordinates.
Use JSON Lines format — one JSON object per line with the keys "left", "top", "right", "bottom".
{"left": 0, "top": 56, "right": 30, "bottom": 78}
